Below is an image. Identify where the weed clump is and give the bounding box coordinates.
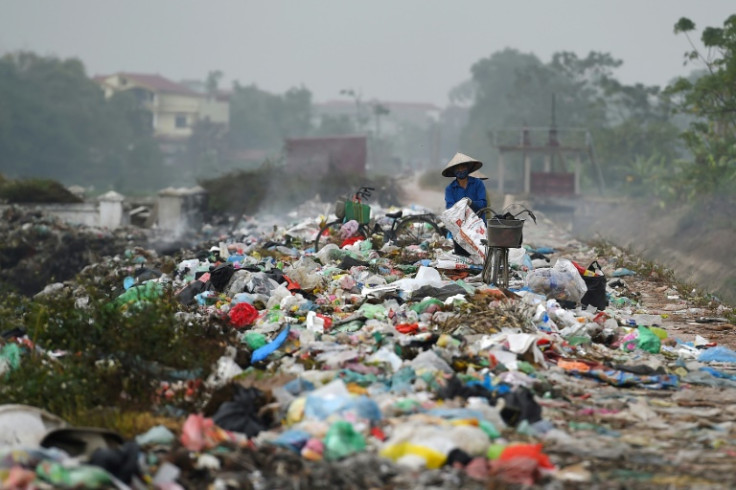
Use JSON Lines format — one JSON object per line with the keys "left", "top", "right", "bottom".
{"left": 0, "top": 277, "right": 229, "bottom": 431}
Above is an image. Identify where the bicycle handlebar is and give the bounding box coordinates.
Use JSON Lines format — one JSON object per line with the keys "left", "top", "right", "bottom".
{"left": 354, "top": 186, "right": 375, "bottom": 201}
{"left": 477, "top": 204, "right": 537, "bottom": 224}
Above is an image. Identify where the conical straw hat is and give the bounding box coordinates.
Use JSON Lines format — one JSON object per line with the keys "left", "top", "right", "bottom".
{"left": 441, "top": 152, "right": 483, "bottom": 177}
{"left": 470, "top": 170, "right": 488, "bottom": 180}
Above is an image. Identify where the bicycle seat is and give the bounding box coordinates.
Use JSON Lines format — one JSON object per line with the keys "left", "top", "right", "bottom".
{"left": 385, "top": 210, "right": 403, "bottom": 219}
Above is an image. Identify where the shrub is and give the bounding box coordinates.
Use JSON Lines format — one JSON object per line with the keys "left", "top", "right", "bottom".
{"left": 0, "top": 178, "right": 83, "bottom": 204}
{"left": 0, "top": 282, "right": 229, "bottom": 429}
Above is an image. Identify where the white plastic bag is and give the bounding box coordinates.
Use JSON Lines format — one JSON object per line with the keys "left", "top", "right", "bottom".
{"left": 525, "top": 258, "right": 588, "bottom": 302}
{"left": 435, "top": 252, "right": 476, "bottom": 270}
{"left": 440, "top": 198, "right": 486, "bottom": 264}
{"left": 391, "top": 266, "right": 446, "bottom": 293}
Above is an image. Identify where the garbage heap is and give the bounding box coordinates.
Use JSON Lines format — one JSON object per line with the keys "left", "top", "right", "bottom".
{"left": 1, "top": 204, "right": 735, "bottom": 489}
{"left": 0, "top": 206, "right": 149, "bottom": 296}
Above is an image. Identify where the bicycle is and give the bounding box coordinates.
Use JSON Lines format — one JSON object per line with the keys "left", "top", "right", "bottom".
{"left": 475, "top": 204, "right": 536, "bottom": 287}
{"left": 314, "top": 186, "right": 445, "bottom": 251}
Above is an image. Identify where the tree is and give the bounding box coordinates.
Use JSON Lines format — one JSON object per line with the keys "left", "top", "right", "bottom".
{"left": 458, "top": 49, "right": 614, "bottom": 160}
{"left": 205, "top": 70, "right": 223, "bottom": 97}
{"left": 228, "top": 83, "right": 312, "bottom": 151}
{"left": 0, "top": 52, "right": 164, "bottom": 193}
{"left": 454, "top": 48, "right": 681, "bottom": 194}
{"left": 665, "top": 15, "right": 736, "bottom": 199}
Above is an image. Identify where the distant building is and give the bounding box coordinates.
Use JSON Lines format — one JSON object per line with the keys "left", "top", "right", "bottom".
{"left": 285, "top": 135, "right": 367, "bottom": 177}
{"left": 93, "top": 73, "right": 230, "bottom": 141}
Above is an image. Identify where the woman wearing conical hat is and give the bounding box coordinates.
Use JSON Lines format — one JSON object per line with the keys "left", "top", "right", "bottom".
{"left": 470, "top": 169, "right": 493, "bottom": 212}
{"left": 442, "top": 152, "right": 487, "bottom": 256}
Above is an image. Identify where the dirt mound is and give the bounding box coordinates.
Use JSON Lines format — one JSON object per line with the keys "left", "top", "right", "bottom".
{"left": 574, "top": 197, "right": 736, "bottom": 303}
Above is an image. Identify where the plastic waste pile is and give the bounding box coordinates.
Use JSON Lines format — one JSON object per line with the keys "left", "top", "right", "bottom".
{"left": 0, "top": 206, "right": 149, "bottom": 296}
{"left": 1, "top": 203, "right": 735, "bottom": 489}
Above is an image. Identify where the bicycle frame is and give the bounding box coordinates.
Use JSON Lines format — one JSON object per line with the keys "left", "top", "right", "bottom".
{"left": 476, "top": 204, "right": 536, "bottom": 287}
{"left": 375, "top": 212, "right": 442, "bottom": 242}
{"left": 314, "top": 186, "right": 444, "bottom": 251}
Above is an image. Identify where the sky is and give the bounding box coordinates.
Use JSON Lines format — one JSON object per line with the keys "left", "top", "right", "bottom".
{"left": 1, "top": 1, "right": 733, "bottom": 107}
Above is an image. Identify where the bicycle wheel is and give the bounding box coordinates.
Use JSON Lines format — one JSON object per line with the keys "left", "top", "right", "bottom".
{"left": 392, "top": 216, "right": 442, "bottom": 247}
{"left": 314, "top": 220, "right": 368, "bottom": 251}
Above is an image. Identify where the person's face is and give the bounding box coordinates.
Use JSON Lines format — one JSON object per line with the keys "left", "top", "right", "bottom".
{"left": 454, "top": 164, "right": 470, "bottom": 179}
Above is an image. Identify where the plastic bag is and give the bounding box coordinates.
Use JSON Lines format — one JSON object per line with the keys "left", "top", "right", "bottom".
{"left": 209, "top": 263, "right": 235, "bottom": 292}
{"left": 578, "top": 260, "right": 609, "bottom": 310}
{"left": 250, "top": 325, "right": 291, "bottom": 363}
{"left": 225, "top": 270, "right": 254, "bottom": 297}
{"left": 525, "top": 258, "right": 587, "bottom": 303}
{"left": 698, "top": 346, "right": 736, "bottom": 363}
{"left": 228, "top": 302, "right": 258, "bottom": 328}
{"left": 440, "top": 198, "right": 486, "bottom": 264}
{"left": 212, "top": 386, "right": 269, "bottom": 437}
{"left": 391, "top": 266, "right": 447, "bottom": 293}
{"left": 335, "top": 195, "right": 347, "bottom": 219}
{"left": 246, "top": 273, "right": 279, "bottom": 296}
{"left": 0, "top": 343, "right": 21, "bottom": 377}
{"left": 636, "top": 325, "right": 661, "bottom": 353}
{"left": 324, "top": 421, "right": 366, "bottom": 460}
{"left": 340, "top": 220, "right": 360, "bottom": 240}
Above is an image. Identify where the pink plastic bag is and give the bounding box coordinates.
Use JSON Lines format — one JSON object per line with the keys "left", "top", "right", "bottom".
{"left": 340, "top": 220, "right": 360, "bottom": 240}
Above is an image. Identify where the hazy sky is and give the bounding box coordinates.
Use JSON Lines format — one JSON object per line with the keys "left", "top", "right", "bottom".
{"left": 1, "top": 1, "right": 733, "bottom": 106}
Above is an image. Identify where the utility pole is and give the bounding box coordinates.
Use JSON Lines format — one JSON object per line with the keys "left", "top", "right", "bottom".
{"left": 340, "top": 89, "right": 366, "bottom": 130}
{"left": 371, "top": 102, "right": 390, "bottom": 171}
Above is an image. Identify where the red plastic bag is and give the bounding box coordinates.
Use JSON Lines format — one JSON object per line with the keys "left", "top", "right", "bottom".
{"left": 341, "top": 236, "right": 364, "bottom": 247}
{"left": 395, "top": 323, "right": 419, "bottom": 334}
{"left": 229, "top": 302, "right": 258, "bottom": 329}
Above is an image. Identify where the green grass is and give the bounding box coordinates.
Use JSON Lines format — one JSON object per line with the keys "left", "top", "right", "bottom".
{"left": 589, "top": 237, "right": 727, "bottom": 310}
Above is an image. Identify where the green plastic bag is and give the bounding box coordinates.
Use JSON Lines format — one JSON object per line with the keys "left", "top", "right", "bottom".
{"left": 409, "top": 298, "right": 444, "bottom": 314}
{"left": 115, "top": 281, "right": 163, "bottom": 306}
{"left": 636, "top": 325, "right": 661, "bottom": 353}
{"left": 36, "top": 462, "right": 112, "bottom": 489}
{"left": 243, "top": 332, "right": 267, "bottom": 350}
{"left": 324, "top": 420, "right": 366, "bottom": 460}
{"left": 359, "top": 239, "right": 373, "bottom": 253}
{"left": 358, "top": 303, "right": 387, "bottom": 320}
{"left": 479, "top": 419, "right": 501, "bottom": 439}
{"left": 0, "top": 343, "right": 21, "bottom": 377}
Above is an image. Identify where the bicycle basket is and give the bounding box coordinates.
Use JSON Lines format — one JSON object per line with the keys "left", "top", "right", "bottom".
{"left": 486, "top": 218, "right": 524, "bottom": 247}
{"left": 345, "top": 200, "right": 371, "bottom": 224}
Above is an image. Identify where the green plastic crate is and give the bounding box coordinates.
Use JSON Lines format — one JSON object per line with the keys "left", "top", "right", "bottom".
{"left": 345, "top": 200, "right": 371, "bottom": 224}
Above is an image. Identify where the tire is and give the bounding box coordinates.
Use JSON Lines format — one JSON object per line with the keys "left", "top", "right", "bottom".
{"left": 392, "top": 216, "right": 442, "bottom": 247}
{"left": 314, "top": 220, "right": 368, "bottom": 252}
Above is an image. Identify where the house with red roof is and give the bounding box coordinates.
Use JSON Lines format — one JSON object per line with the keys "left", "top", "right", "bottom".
{"left": 93, "top": 73, "right": 229, "bottom": 140}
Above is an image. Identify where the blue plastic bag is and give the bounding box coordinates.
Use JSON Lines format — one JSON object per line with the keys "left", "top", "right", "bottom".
{"left": 251, "top": 326, "right": 291, "bottom": 363}
{"left": 698, "top": 346, "right": 736, "bottom": 363}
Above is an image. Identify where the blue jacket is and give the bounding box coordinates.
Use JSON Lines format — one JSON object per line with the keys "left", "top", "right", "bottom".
{"left": 445, "top": 177, "right": 487, "bottom": 212}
